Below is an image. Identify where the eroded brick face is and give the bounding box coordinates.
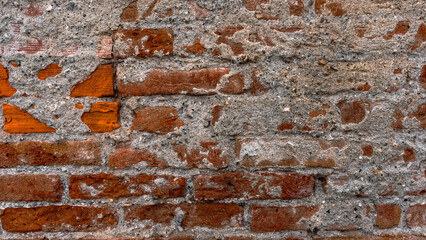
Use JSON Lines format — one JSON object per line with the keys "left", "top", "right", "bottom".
{"left": 131, "top": 106, "right": 184, "bottom": 133}
{"left": 81, "top": 102, "right": 120, "bottom": 132}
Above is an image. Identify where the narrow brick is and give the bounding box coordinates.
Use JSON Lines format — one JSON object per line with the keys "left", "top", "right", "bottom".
{"left": 0, "top": 63, "right": 17, "bottom": 97}
{"left": 81, "top": 102, "right": 120, "bottom": 133}
{"left": 0, "top": 174, "right": 62, "bottom": 202}
{"left": 37, "top": 63, "right": 62, "bottom": 80}
{"left": 131, "top": 106, "right": 183, "bottom": 134}
{"left": 193, "top": 172, "right": 314, "bottom": 200}
{"left": 251, "top": 205, "right": 319, "bottom": 232}
{"left": 70, "top": 64, "right": 114, "bottom": 97}
{"left": 0, "top": 140, "right": 101, "bottom": 168}
{"left": 3, "top": 104, "right": 56, "bottom": 133}
{"left": 113, "top": 29, "right": 173, "bottom": 58}
{"left": 0, "top": 205, "right": 117, "bottom": 232}
{"left": 69, "top": 173, "right": 185, "bottom": 199}
{"left": 125, "top": 203, "right": 243, "bottom": 229}
{"left": 118, "top": 68, "right": 230, "bottom": 96}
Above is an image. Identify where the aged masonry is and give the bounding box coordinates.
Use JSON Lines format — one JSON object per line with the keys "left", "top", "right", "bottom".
{"left": 0, "top": 0, "right": 425, "bottom": 239}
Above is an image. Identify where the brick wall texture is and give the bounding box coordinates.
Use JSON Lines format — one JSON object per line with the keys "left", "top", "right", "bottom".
{"left": 0, "top": 0, "right": 425, "bottom": 239}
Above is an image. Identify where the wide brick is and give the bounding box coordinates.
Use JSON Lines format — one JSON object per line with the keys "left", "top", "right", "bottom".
{"left": 0, "top": 63, "right": 17, "bottom": 97}
{"left": 375, "top": 204, "right": 401, "bottom": 229}
{"left": 0, "top": 205, "right": 117, "bottom": 232}
{"left": 118, "top": 68, "right": 230, "bottom": 96}
{"left": 0, "top": 140, "right": 101, "bottom": 168}
{"left": 125, "top": 203, "right": 243, "bottom": 228}
{"left": 3, "top": 104, "right": 56, "bottom": 133}
{"left": 314, "top": 235, "right": 426, "bottom": 240}
{"left": 250, "top": 205, "right": 319, "bottom": 232}
{"left": 69, "top": 173, "right": 185, "bottom": 199}
{"left": 0, "top": 174, "right": 62, "bottom": 202}
{"left": 113, "top": 29, "right": 173, "bottom": 58}
{"left": 70, "top": 64, "right": 115, "bottom": 97}
{"left": 81, "top": 102, "right": 120, "bottom": 132}
{"left": 108, "top": 147, "right": 169, "bottom": 169}
{"left": 406, "top": 204, "right": 426, "bottom": 228}
{"left": 37, "top": 63, "right": 62, "bottom": 80}
{"left": 131, "top": 106, "right": 183, "bottom": 134}
{"left": 193, "top": 172, "right": 314, "bottom": 200}
{"left": 236, "top": 137, "right": 352, "bottom": 168}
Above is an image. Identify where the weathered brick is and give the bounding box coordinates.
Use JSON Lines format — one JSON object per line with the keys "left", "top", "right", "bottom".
{"left": 315, "top": 235, "right": 426, "bottom": 240}
{"left": 113, "top": 29, "right": 173, "bottom": 58}
{"left": 0, "top": 63, "right": 17, "bottom": 97}
{"left": 121, "top": 1, "right": 139, "bottom": 22}
{"left": 409, "top": 24, "right": 425, "bottom": 50}
{"left": 375, "top": 204, "right": 401, "bottom": 229}
{"left": 406, "top": 204, "right": 426, "bottom": 228}
{"left": 3, "top": 104, "right": 56, "bottom": 133}
{"left": 0, "top": 174, "right": 62, "bottom": 202}
{"left": 118, "top": 68, "right": 230, "bottom": 96}
{"left": 220, "top": 72, "right": 245, "bottom": 94}
{"left": 337, "top": 100, "right": 369, "bottom": 124}
{"left": 383, "top": 22, "right": 410, "bottom": 40}
{"left": 131, "top": 106, "right": 183, "bottom": 134}
{"left": 0, "top": 206, "right": 117, "bottom": 232}
{"left": 184, "top": 38, "right": 205, "bottom": 54}
{"left": 193, "top": 172, "right": 314, "bottom": 200}
{"left": 37, "top": 63, "right": 62, "bottom": 80}
{"left": 108, "top": 147, "right": 169, "bottom": 169}
{"left": 125, "top": 203, "right": 243, "bottom": 228}
{"left": 0, "top": 140, "right": 101, "bottom": 168}
{"left": 69, "top": 173, "right": 185, "bottom": 199}
{"left": 81, "top": 102, "right": 120, "bottom": 132}
{"left": 251, "top": 205, "right": 319, "bottom": 232}
{"left": 420, "top": 65, "right": 426, "bottom": 89}
{"left": 211, "top": 105, "right": 223, "bottom": 126}
{"left": 173, "top": 143, "right": 228, "bottom": 168}
{"left": 408, "top": 103, "right": 426, "bottom": 128}
{"left": 70, "top": 64, "right": 114, "bottom": 97}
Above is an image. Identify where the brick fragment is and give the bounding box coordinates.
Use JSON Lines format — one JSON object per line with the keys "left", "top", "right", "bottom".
{"left": 211, "top": 105, "right": 223, "bottom": 126}
{"left": 420, "top": 65, "right": 426, "bottom": 89}
{"left": 406, "top": 204, "right": 426, "bottom": 228}
{"left": 408, "top": 103, "right": 426, "bottom": 128}
{"left": 121, "top": 1, "right": 139, "bottom": 22}
{"left": 108, "top": 147, "right": 168, "bottom": 169}
{"left": 409, "top": 24, "right": 426, "bottom": 50}
{"left": 69, "top": 173, "right": 185, "bottom": 199}
{"left": 0, "top": 174, "right": 62, "bottom": 202}
{"left": 375, "top": 204, "right": 401, "bottom": 229}
{"left": 173, "top": 143, "right": 228, "bottom": 168}
{"left": 383, "top": 22, "right": 410, "bottom": 40}
{"left": 289, "top": 0, "right": 304, "bottom": 16}
{"left": 113, "top": 29, "right": 173, "bottom": 58}
{"left": 215, "top": 27, "right": 244, "bottom": 55}
{"left": 81, "top": 102, "right": 120, "bottom": 133}
{"left": 193, "top": 172, "right": 314, "bottom": 200}
{"left": 118, "top": 68, "right": 230, "bottom": 96}
{"left": 0, "top": 63, "right": 17, "bottom": 97}
{"left": 131, "top": 106, "right": 183, "bottom": 134}
{"left": 37, "top": 63, "right": 62, "bottom": 80}
{"left": 0, "top": 140, "right": 101, "bottom": 168}
{"left": 0, "top": 206, "right": 117, "bottom": 232}
{"left": 220, "top": 72, "right": 245, "bottom": 94}
{"left": 23, "top": 4, "right": 43, "bottom": 16}
{"left": 403, "top": 148, "right": 416, "bottom": 162}
{"left": 251, "top": 205, "right": 319, "bottom": 232}
{"left": 184, "top": 38, "right": 205, "bottom": 54}
{"left": 3, "top": 104, "right": 56, "bottom": 133}
{"left": 337, "top": 100, "right": 367, "bottom": 124}
{"left": 70, "top": 64, "right": 114, "bottom": 97}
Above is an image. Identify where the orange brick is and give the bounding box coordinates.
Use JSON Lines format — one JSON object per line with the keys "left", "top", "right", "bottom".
{"left": 70, "top": 64, "right": 115, "bottom": 97}
{"left": 0, "top": 63, "right": 17, "bottom": 97}
{"left": 3, "top": 104, "right": 56, "bottom": 133}
{"left": 37, "top": 63, "right": 62, "bottom": 80}
{"left": 81, "top": 102, "right": 120, "bottom": 133}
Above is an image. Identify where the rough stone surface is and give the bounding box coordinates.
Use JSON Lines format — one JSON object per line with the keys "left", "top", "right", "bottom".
{"left": 0, "top": 0, "right": 424, "bottom": 239}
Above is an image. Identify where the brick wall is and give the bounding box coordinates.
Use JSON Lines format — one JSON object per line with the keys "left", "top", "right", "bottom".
{"left": 0, "top": 0, "right": 424, "bottom": 239}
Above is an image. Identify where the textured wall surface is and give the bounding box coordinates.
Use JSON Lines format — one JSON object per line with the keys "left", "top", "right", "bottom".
{"left": 0, "top": 0, "right": 425, "bottom": 239}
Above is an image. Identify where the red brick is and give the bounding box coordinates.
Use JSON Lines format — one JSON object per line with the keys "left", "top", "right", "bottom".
{"left": 220, "top": 72, "right": 245, "bottom": 94}
{"left": 383, "top": 22, "right": 410, "bottom": 40}
{"left": 70, "top": 64, "right": 114, "bottom": 97}
{"left": 125, "top": 203, "right": 243, "bottom": 228}
{"left": 0, "top": 63, "right": 17, "bottom": 97}
{"left": 409, "top": 24, "right": 426, "bottom": 50}
{"left": 81, "top": 102, "right": 120, "bottom": 133}
{"left": 3, "top": 104, "right": 56, "bottom": 133}
{"left": 392, "top": 108, "right": 405, "bottom": 130}
{"left": 406, "top": 204, "right": 426, "bottom": 228}
{"left": 0, "top": 140, "right": 101, "bottom": 168}
{"left": 131, "top": 106, "right": 183, "bottom": 134}
{"left": 251, "top": 205, "right": 319, "bottom": 232}
{"left": 362, "top": 145, "right": 374, "bottom": 157}
{"left": 325, "top": 2, "right": 346, "bottom": 16}
{"left": 215, "top": 27, "right": 244, "bottom": 55}
{"left": 173, "top": 143, "right": 228, "bottom": 168}
{"left": 375, "top": 204, "right": 401, "bottom": 229}
{"left": 0, "top": 205, "right": 117, "bottom": 232}
{"left": 0, "top": 174, "right": 62, "bottom": 202}
{"left": 408, "top": 103, "right": 426, "bottom": 128}
{"left": 315, "top": 235, "right": 426, "bottom": 240}
{"left": 337, "top": 100, "right": 368, "bottom": 124}
{"left": 108, "top": 147, "right": 169, "bottom": 169}
{"left": 113, "top": 29, "right": 173, "bottom": 58}
{"left": 121, "top": 1, "right": 139, "bottom": 22}
{"left": 69, "top": 173, "right": 185, "bottom": 199}
{"left": 250, "top": 69, "right": 269, "bottom": 95}
{"left": 193, "top": 172, "right": 314, "bottom": 200}
{"left": 37, "top": 63, "right": 62, "bottom": 80}
{"left": 403, "top": 148, "right": 417, "bottom": 162}
{"left": 184, "top": 38, "right": 205, "bottom": 54}
{"left": 118, "top": 68, "right": 230, "bottom": 96}
{"left": 211, "top": 105, "right": 223, "bottom": 126}
{"left": 277, "top": 122, "right": 295, "bottom": 130}
{"left": 289, "top": 0, "right": 304, "bottom": 16}
{"left": 420, "top": 65, "right": 426, "bottom": 89}
{"left": 23, "top": 3, "right": 43, "bottom": 16}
